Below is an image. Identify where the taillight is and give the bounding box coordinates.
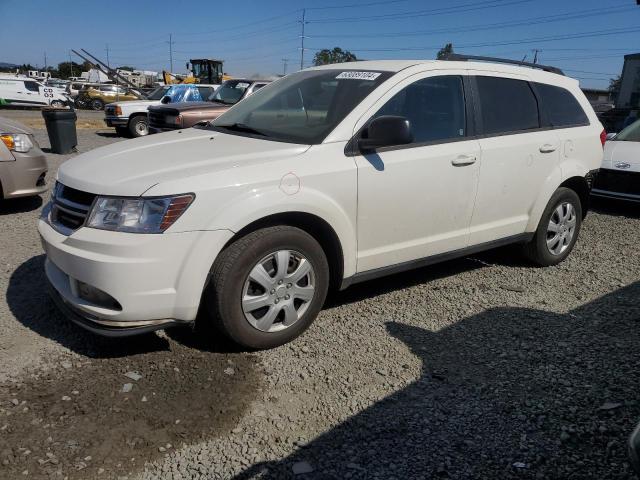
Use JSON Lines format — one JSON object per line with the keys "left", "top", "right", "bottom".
{"left": 600, "top": 129, "right": 607, "bottom": 148}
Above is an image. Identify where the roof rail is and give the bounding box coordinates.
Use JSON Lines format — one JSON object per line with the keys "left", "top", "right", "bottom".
{"left": 443, "top": 53, "right": 564, "bottom": 76}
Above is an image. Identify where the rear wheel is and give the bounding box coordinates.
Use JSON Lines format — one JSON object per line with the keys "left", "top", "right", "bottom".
{"left": 128, "top": 115, "right": 149, "bottom": 137}
{"left": 523, "top": 187, "right": 582, "bottom": 266}
{"left": 204, "top": 226, "right": 329, "bottom": 349}
{"left": 90, "top": 99, "right": 104, "bottom": 111}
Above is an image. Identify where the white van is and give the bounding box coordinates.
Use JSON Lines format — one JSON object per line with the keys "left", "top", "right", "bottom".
{"left": 0, "top": 75, "right": 71, "bottom": 107}
{"left": 40, "top": 57, "right": 604, "bottom": 349}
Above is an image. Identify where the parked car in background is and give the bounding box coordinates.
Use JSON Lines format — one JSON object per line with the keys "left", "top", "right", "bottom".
{"left": 40, "top": 59, "right": 603, "bottom": 349}
{"left": 148, "top": 79, "right": 269, "bottom": 133}
{"left": 592, "top": 118, "right": 640, "bottom": 202}
{"left": 77, "top": 84, "right": 141, "bottom": 111}
{"left": 0, "top": 75, "right": 71, "bottom": 108}
{"left": 0, "top": 116, "right": 47, "bottom": 200}
{"left": 104, "top": 84, "right": 218, "bottom": 137}
{"left": 66, "top": 81, "right": 101, "bottom": 98}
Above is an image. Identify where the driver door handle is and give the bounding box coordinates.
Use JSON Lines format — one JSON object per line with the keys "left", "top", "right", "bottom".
{"left": 539, "top": 144, "right": 557, "bottom": 153}
{"left": 451, "top": 154, "right": 477, "bottom": 166}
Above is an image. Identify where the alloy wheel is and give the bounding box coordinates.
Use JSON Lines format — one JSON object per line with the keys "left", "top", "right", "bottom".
{"left": 242, "top": 250, "right": 315, "bottom": 333}
{"left": 546, "top": 202, "right": 576, "bottom": 255}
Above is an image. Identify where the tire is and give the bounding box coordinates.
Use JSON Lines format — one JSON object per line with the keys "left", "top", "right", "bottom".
{"left": 50, "top": 100, "right": 64, "bottom": 108}
{"left": 90, "top": 99, "right": 104, "bottom": 111}
{"left": 114, "top": 126, "right": 128, "bottom": 137}
{"left": 523, "top": 187, "right": 582, "bottom": 266}
{"left": 204, "top": 226, "right": 330, "bottom": 349}
{"left": 128, "top": 115, "right": 148, "bottom": 137}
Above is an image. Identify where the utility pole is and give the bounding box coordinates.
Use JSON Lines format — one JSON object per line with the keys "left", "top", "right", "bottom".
{"left": 282, "top": 58, "right": 289, "bottom": 76}
{"left": 532, "top": 49, "right": 540, "bottom": 64}
{"left": 105, "top": 44, "right": 110, "bottom": 68}
{"left": 299, "top": 9, "right": 306, "bottom": 70}
{"left": 69, "top": 51, "right": 74, "bottom": 78}
{"left": 44, "top": 51, "right": 47, "bottom": 72}
{"left": 168, "top": 34, "right": 174, "bottom": 72}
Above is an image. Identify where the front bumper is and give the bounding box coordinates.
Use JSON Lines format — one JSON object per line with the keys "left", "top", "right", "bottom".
{"left": 104, "top": 116, "right": 128, "bottom": 127}
{"left": 0, "top": 149, "right": 48, "bottom": 199}
{"left": 591, "top": 168, "right": 640, "bottom": 202}
{"left": 39, "top": 218, "right": 234, "bottom": 335}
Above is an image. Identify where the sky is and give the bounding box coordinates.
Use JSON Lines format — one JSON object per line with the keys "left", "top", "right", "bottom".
{"left": 1, "top": 0, "right": 639, "bottom": 89}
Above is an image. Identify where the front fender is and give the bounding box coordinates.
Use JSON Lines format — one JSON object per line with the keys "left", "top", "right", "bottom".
{"left": 206, "top": 185, "right": 357, "bottom": 278}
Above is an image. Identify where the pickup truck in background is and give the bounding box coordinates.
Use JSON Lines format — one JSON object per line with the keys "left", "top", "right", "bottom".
{"left": 104, "top": 84, "right": 218, "bottom": 137}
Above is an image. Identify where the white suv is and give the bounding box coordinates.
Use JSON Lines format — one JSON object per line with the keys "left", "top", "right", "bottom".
{"left": 39, "top": 58, "right": 604, "bottom": 349}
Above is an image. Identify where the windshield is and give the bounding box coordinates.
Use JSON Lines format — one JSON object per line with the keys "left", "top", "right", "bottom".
{"left": 210, "top": 69, "right": 393, "bottom": 144}
{"left": 147, "top": 86, "right": 171, "bottom": 100}
{"left": 211, "top": 80, "right": 252, "bottom": 105}
{"left": 615, "top": 118, "right": 640, "bottom": 142}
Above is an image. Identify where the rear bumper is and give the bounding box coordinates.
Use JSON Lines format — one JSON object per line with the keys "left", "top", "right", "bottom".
{"left": 591, "top": 168, "right": 640, "bottom": 202}
{"left": 0, "top": 150, "right": 48, "bottom": 199}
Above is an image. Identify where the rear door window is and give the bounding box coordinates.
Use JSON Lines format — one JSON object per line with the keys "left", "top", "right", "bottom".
{"left": 534, "top": 83, "right": 589, "bottom": 128}
{"left": 475, "top": 76, "right": 540, "bottom": 135}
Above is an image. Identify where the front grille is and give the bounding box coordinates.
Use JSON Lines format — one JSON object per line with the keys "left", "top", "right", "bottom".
{"left": 593, "top": 168, "right": 640, "bottom": 196}
{"left": 50, "top": 183, "right": 96, "bottom": 233}
{"left": 148, "top": 108, "right": 178, "bottom": 129}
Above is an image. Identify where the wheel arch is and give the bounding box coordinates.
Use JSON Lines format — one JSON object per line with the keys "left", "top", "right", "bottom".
{"left": 559, "top": 175, "right": 590, "bottom": 219}
{"left": 222, "top": 212, "right": 345, "bottom": 291}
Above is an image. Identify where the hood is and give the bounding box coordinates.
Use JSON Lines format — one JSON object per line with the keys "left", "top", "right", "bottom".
{"left": 0, "top": 116, "right": 34, "bottom": 135}
{"left": 57, "top": 128, "right": 310, "bottom": 196}
{"left": 604, "top": 140, "right": 640, "bottom": 173}
{"left": 149, "top": 101, "right": 228, "bottom": 113}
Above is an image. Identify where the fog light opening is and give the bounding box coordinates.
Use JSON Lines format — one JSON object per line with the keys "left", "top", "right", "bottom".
{"left": 76, "top": 281, "right": 122, "bottom": 311}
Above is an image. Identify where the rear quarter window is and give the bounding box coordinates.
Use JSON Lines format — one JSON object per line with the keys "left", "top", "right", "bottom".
{"left": 475, "top": 76, "right": 540, "bottom": 136}
{"left": 534, "top": 83, "right": 590, "bottom": 128}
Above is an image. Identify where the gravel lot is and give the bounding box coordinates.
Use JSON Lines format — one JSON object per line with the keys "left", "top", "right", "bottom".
{"left": 0, "top": 108, "right": 639, "bottom": 480}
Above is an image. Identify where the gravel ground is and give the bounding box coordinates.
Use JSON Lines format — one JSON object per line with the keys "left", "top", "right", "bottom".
{"left": 0, "top": 109, "right": 638, "bottom": 480}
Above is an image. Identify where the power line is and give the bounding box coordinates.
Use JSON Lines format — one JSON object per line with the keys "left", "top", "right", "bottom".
{"left": 307, "top": 0, "right": 531, "bottom": 23}
{"left": 307, "top": 0, "right": 409, "bottom": 9}
{"left": 306, "top": 6, "right": 635, "bottom": 39}
{"left": 307, "top": 26, "right": 640, "bottom": 53}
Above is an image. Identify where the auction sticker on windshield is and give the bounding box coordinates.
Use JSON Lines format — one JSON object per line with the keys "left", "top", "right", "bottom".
{"left": 336, "top": 71, "right": 381, "bottom": 81}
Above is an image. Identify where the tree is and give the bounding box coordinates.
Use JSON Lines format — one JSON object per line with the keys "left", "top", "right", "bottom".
{"left": 56, "top": 61, "right": 83, "bottom": 79}
{"left": 313, "top": 47, "right": 357, "bottom": 66}
{"left": 608, "top": 74, "right": 622, "bottom": 102}
{"left": 117, "top": 65, "right": 135, "bottom": 72}
{"left": 436, "top": 43, "right": 454, "bottom": 60}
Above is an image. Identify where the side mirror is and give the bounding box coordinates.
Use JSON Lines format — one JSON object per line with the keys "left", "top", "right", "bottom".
{"left": 194, "top": 120, "right": 209, "bottom": 128}
{"left": 358, "top": 115, "right": 413, "bottom": 151}
{"left": 160, "top": 95, "right": 171, "bottom": 104}
{"left": 630, "top": 421, "right": 640, "bottom": 474}
{"left": 605, "top": 132, "right": 617, "bottom": 141}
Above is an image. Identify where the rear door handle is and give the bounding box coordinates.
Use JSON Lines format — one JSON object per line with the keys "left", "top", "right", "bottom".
{"left": 539, "top": 144, "right": 557, "bottom": 153}
{"left": 451, "top": 154, "right": 477, "bottom": 166}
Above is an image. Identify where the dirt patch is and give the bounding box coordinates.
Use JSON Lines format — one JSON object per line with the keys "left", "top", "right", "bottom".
{"left": 19, "top": 118, "right": 106, "bottom": 130}
{"left": 0, "top": 344, "right": 262, "bottom": 479}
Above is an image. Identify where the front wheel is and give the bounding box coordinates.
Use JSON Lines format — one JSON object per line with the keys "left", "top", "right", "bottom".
{"left": 523, "top": 187, "right": 582, "bottom": 266}
{"left": 128, "top": 115, "right": 148, "bottom": 137}
{"left": 204, "top": 226, "right": 329, "bottom": 349}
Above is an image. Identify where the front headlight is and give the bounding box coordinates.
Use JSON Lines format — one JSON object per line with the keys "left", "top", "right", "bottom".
{"left": 87, "top": 194, "right": 194, "bottom": 233}
{"left": 0, "top": 133, "right": 34, "bottom": 153}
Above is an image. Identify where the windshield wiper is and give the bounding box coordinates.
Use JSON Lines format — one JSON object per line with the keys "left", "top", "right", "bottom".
{"left": 215, "top": 123, "right": 268, "bottom": 136}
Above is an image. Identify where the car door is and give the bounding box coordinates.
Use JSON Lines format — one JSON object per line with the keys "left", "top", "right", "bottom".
{"left": 354, "top": 73, "right": 481, "bottom": 273}
{"left": 22, "top": 80, "right": 47, "bottom": 106}
{"left": 468, "top": 73, "right": 560, "bottom": 245}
